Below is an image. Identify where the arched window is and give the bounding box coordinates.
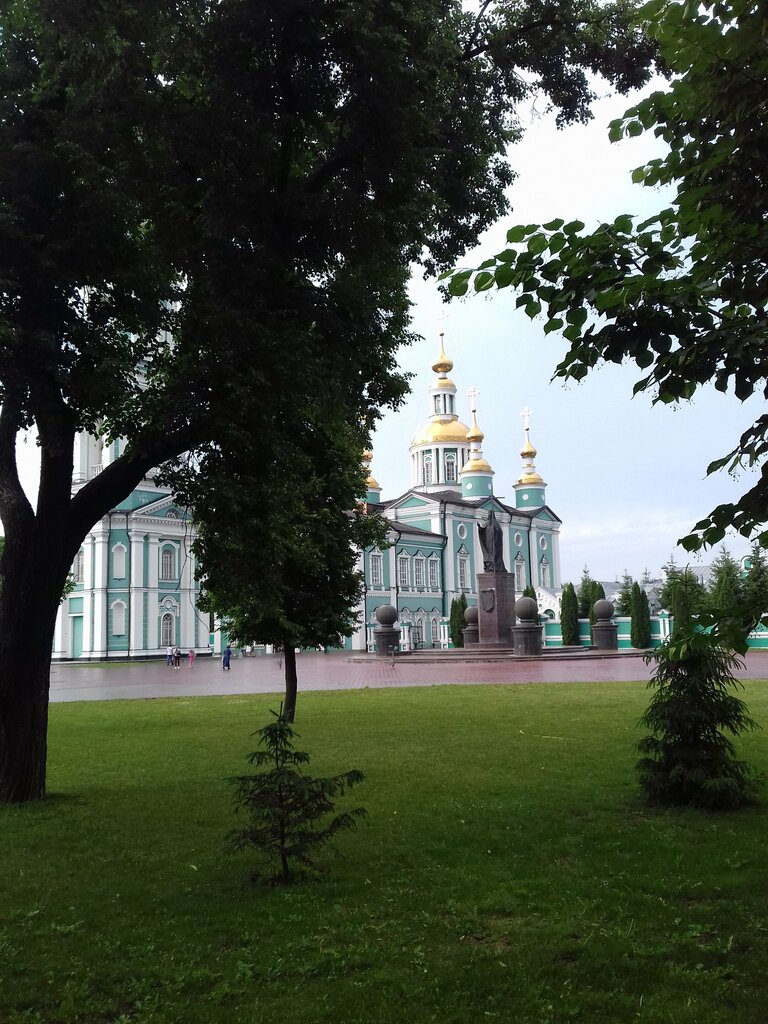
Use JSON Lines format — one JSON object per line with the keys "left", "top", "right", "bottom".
{"left": 540, "top": 557, "right": 550, "bottom": 589}
{"left": 398, "top": 555, "right": 410, "bottom": 589}
{"left": 112, "top": 601, "right": 126, "bottom": 636}
{"left": 414, "top": 557, "right": 425, "bottom": 588}
{"left": 160, "top": 547, "right": 175, "bottom": 581}
{"left": 112, "top": 543, "right": 126, "bottom": 579}
{"left": 458, "top": 556, "right": 469, "bottom": 590}
{"left": 424, "top": 456, "right": 434, "bottom": 485}
{"left": 73, "top": 550, "right": 84, "bottom": 583}
{"left": 428, "top": 558, "right": 439, "bottom": 589}
{"left": 161, "top": 612, "right": 174, "bottom": 647}
{"left": 445, "top": 455, "right": 457, "bottom": 483}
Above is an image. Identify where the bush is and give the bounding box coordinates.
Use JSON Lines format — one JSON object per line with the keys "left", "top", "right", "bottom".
{"left": 449, "top": 593, "right": 468, "bottom": 648}
{"left": 560, "top": 582, "right": 579, "bottom": 647}
{"left": 636, "top": 633, "right": 762, "bottom": 810}
{"left": 228, "top": 708, "right": 366, "bottom": 883}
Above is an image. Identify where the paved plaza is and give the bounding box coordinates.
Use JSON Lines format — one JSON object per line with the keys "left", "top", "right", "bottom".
{"left": 48, "top": 649, "right": 768, "bottom": 703}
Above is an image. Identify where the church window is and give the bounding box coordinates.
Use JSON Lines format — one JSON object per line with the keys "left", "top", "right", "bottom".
{"left": 445, "top": 455, "right": 457, "bottom": 483}
{"left": 458, "top": 556, "right": 469, "bottom": 590}
{"left": 398, "top": 555, "right": 410, "bottom": 588}
{"left": 424, "top": 456, "right": 433, "bottom": 485}
{"left": 161, "top": 612, "right": 174, "bottom": 647}
{"left": 515, "top": 532, "right": 523, "bottom": 547}
{"left": 73, "top": 550, "right": 84, "bottom": 583}
{"left": 539, "top": 535, "right": 547, "bottom": 550}
{"left": 515, "top": 557, "right": 525, "bottom": 592}
{"left": 112, "top": 601, "right": 126, "bottom": 636}
{"left": 414, "top": 557, "right": 425, "bottom": 588}
{"left": 160, "top": 547, "right": 176, "bottom": 580}
{"left": 429, "top": 558, "right": 439, "bottom": 589}
{"left": 370, "top": 553, "right": 383, "bottom": 586}
{"left": 540, "top": 558, "right": 549, "bottom": 588}
{"left": 457, "top": 523, "right": 467, "bottom": 540}
{"left": 434, "top": 395, "right": 441, "bottom": 413}
{"left": 448, "top": 395, "right": 454, "bottom": 414}
{"left": 112, "top": 543, "right": 126, "bottom": 579}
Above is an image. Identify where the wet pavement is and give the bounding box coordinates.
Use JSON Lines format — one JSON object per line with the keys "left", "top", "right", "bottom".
{"left": 48, "top": 649, "right": 768, "bottom": 703}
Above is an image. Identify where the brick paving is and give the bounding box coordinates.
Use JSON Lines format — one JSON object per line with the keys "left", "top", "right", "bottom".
{"left": 48, "top": 649, "right": 768, "bottom": 703}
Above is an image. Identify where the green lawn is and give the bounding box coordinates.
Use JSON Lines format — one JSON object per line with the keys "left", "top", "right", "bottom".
{"left": 3, "top": 681, "right": 768, "bottom": 1024}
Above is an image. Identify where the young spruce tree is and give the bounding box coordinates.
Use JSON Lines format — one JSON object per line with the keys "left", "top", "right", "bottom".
{"left": 228, "top": 708, "right": 366, "bottom": 884}
{"left": 636, "top": 633, "right": 762, "bottom": 810}
{"left": 629, "top": 582, "right": 651, "bottom": 648}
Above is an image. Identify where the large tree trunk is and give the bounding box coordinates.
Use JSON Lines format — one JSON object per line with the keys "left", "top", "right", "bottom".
{"left": 0, "top": 521, "right": 75, "bottom": 802}
{"left": 283, "top": 645, "right": 298, "bottom": 722}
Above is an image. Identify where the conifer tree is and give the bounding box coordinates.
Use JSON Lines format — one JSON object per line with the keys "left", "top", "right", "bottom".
{"left": 636, "top": 633, "right": 761, "bottom": 810}
{"left": 577, "top": 568, "right": 594, "bottom": 618}
{"left": 228, "top": 708, "right": 366, "bottom": 884}
{"left": 743, "top": 546, "right": 768, "bottom": 625}
{"left": 588, "top": 582, "right": 606, "bottom": 629}
{"left": 616, "top": 571, "right": 634, "bottom": 616}
{"left": 522, "top": 584, "right": 537, "bottom": 600}
{"left": 559, "top": 582, "right": 580, "bottom": 647}
{"left": 630, "top": 582, "right": 651, "bottom": 648}
{"left": 706, "top": 548, "right": 743, "bottom": 617}
{"left": 449, "top": 594, "right": 468, "bottom": 648}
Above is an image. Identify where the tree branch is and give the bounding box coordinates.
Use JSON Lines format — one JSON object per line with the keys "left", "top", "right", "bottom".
{"left": 0, "top": 401, "right": 34, "bottom": 541}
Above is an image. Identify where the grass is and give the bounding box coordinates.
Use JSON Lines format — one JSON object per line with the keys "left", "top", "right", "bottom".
{"left": 2, "top": 680, "right": 768, "bottom": 1024}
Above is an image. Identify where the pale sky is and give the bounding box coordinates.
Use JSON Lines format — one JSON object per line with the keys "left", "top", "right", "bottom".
{"left": 370, "top": 87, "right": 760, "bottom": 584}
{"left": 12, "top": 87, "right": 759, "bottom": 585}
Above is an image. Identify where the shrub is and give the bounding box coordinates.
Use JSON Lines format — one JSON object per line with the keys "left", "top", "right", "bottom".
{"left": 228, "top": 708, "right": 366, "bottom": 883}
{"left": 449, "top": 593, "right": 468, "bottom": 648}
{"left": 636, "top": 633, "right": 762, "bottom": 810}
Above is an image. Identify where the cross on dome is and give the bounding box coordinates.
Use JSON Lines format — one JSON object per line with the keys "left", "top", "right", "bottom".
{"left": 467, "top": 386, "right": 480, "bottom": 413}
{"left": 520, "top": 406, "right": 533, "bottom": 431}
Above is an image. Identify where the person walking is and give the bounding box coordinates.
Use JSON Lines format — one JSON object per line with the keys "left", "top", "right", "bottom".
{"left": 222, "top": 645, "right": 232, "bottom": 671}
{"left": 173, "top": 647, "right": 181, "bottom": 670}
{"left": 166, "top": 645, "right": 173, "bottom": 667}
{"left": 187, "top": 648, "right": 195, "bottom": 669}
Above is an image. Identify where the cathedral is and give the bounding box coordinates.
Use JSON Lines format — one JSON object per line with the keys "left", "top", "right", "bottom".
{"left": 354, "top": 335, "right": 562, "bottom": 650}
{"left": 53, "top": 336, "right": 562, "bottom": 659}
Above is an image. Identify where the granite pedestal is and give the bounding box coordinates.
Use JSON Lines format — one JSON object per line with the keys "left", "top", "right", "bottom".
{"left": 477, "top": 571, "right": 516, "bottom": 648}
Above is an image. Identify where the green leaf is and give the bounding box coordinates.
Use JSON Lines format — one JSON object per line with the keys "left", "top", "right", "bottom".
{"left": 527, "top": 234, "right": 548, "bottom": 255}
{"left": 543, "top": 318, "right": 563, "bottom": 334}
{"left": 474, "top": 271, "right": 494, "bottom": 292}
{"left": 506, "top": 225, "right": 530, "bottom": 243}
{"left": 563, "top": 220, "right": 585, "bottom": 235}
{"left": 542, "top": 218, "right": 564, "bottom": 231}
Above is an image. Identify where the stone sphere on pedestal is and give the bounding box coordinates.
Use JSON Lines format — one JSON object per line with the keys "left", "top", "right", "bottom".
{"left": 514, "top": 596, "right": 538, "bottom": 623}
{"left": 593, "top": 599, "right": 615, "bottom": 622}
{"left": 464, "top": 605, "right": 479, "bottom": 626}
{"left": 375, "top": 604, "right": 398, "bottom": 627}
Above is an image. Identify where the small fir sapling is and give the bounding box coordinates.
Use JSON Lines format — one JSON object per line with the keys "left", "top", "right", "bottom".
{"left": 636, "top": 632, "right": 762, "bottom": 810}
{"left": 228, "top": 707, "right": 366, "bottom": 883}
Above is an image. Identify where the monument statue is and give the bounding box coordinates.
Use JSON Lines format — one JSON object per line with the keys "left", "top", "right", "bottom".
{"left": 478, "top": 510, "right": 506, "bottom": 573}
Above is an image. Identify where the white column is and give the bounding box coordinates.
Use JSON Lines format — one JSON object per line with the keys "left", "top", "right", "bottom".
{"left": 551, "top": 528, "right": 562, "bottom": 589}
{"left": 52, "top": 604, "right": 66, "bottom": 659}
{"left": 91, "top": 530, "right": 109, "bottom": 657}
{"left": 129, "top": 533, "right": 145, "bottom": 654}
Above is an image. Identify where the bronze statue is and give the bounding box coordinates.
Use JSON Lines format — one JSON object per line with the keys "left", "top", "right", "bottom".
{"left": 478, "top": 509, "right": 505, "bottom": 573}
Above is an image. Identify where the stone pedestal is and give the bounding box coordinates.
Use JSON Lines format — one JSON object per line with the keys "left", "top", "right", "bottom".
{"left": 462, "top": 605, "right": 479, "bottom": 646}
{"left": 477, "top": 572, "right": 516, "bottom": 647}
{"left": 512, "top": 624, "right": 543, "bottom": 656}
{"left": 512, "top": 596, "right": 543, "bottom": 656}
{"left": 592, "top": 598, "right": 618, "bottom": 650}
{"left": 373, "top": 604, "right": 401, "bottom": 657}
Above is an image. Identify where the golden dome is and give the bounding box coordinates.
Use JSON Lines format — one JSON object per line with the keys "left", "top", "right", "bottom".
{"left": 462, "top": 457, "right": 493, "bottom": 473}
{"left": 411, "top": 418, "right": 469, "bottom": 446}
{"left": 434, "top": 376, "right": 456, "bottom": 390}
{"left": 432, "top": 335, "right": 453, "bottom": 375}
{"left": 362, "top": 449, "right": 373, "bottom": 462}
{"left": 516, "top": 470, "right": 545, "bottom": 486}
{"left": 466, "top": 409, "right": 484, "bottom": 444}
{"left": 521, "top": 434, "right": 537, "bottom": 458}
{"left": 366, "top": 474, "right": 381, "bottom": 490}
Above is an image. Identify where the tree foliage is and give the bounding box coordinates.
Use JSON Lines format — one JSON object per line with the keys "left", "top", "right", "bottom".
{"left": 705, "top": 548, "right": 743, "bottom": 617}
{"left": 228, "top": 708, "right": 366, "bottom": 884}
{"left": 446, "top": 0, "right": 767, "bottom": 552}
{"left": 636, "top": 632, "right": 761, "bottom": 809}
{"left": 743, "top": 546, "right": 768, "bottom": 624}
{"left": 559, "top": 581, "right": 580, "bottom": 646}
{"left": 577, "top": 567, "right": 595, "bottom": 618}
{"left": 629, "top": 580, "right": 651, "bottom": 648}
{"left": 449, "top": 593, "right": 468, "bottom": 648}
{"left": 0, "top": 0, "right": 658, "bottom": 804}
{"left": 615, "top": 571, "right": 634, "bottom": 616}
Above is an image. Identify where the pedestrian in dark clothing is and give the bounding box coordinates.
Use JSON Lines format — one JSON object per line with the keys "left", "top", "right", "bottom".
{"left": 173, "top": 647, "right": 181, "bottom": 670}
{"left": 222, "top": 646, "right": 232, "bottom": 670}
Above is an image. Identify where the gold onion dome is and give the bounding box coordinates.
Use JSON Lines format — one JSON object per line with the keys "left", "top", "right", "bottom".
{"left": 366, "top": 474, "right": 381, "bottom": 490}
{"left": 362, "top": 448, "right": 373, "bottom": 462}
{"left": 434, "top": 376, "right": 456, "bottom": 390}
{"left": 466, "top": 409, "right": 484, "bottom": 444}
{"left": 462, "top": 456, "right": 492, "bottom": 473}
{"left": 432, "top": 335, "right": 453, "bottom": 375}
{"left": 412, "top": 419, "right": 469, "bottom": 446}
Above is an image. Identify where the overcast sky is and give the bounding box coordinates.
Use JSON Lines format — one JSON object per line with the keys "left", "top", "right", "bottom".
{"left": 370, "top": 86, "right": 761, "bottom": 585}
